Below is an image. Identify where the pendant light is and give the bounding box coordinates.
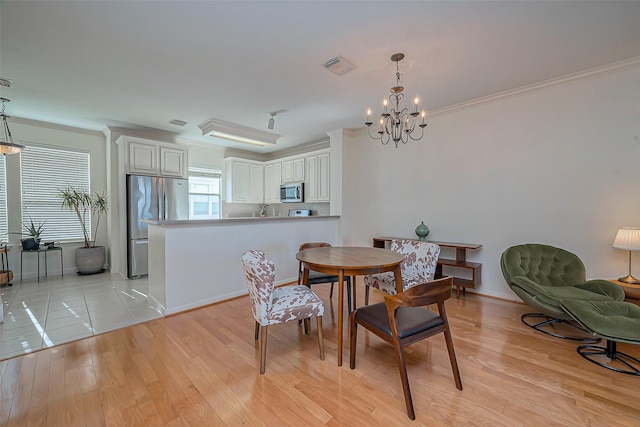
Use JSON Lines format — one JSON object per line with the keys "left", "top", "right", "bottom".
{"left": 0, "top": 98, "right": 25, "bottom": 155}
{"left": 365, "top": 53, "right": 427, "bottom": 148}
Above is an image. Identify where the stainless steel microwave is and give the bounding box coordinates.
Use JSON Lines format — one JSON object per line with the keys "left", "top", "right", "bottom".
{"left": 280, "top": 182, "right": 304, "bottom": 203}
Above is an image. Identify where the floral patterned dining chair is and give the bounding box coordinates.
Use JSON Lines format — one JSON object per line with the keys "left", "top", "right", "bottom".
{"left": 364, "top": 239, "right": 440, "bottom": 305}
{"left": 241, "top": 249, "right": 325, "bottom": 374}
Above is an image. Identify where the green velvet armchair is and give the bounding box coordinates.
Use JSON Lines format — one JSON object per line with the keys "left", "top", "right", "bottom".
{"left": 500, "top": 243, "right": 625, "bottom": 340}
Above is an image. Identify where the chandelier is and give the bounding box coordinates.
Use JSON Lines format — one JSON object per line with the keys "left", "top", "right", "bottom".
{"left": 0, "top": 98, "right": 25, "bottom": 155}
{"left": 365, "top": 53, "right": 427, "bottom": 148}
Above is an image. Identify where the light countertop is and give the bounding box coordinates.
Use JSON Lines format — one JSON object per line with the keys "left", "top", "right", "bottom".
{"left": 143, "top": 215, "right": 339, "bottom": 227}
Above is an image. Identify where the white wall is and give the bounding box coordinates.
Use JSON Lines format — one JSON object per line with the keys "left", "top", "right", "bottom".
{"left": 339, "top": 66, "right": 640, "bottom": 300}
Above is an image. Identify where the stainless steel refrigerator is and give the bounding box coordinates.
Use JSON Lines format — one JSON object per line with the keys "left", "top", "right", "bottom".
{"left": 127, "top": 174, "right": 189, "bottom": 278}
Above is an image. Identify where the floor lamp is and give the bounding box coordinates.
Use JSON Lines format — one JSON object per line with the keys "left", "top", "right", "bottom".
{"left": 613, "top": 227, "right": 640, "bottom": 284}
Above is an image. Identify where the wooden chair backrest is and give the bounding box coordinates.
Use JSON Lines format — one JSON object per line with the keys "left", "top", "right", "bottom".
{"left": 384, "top": 276, "right": 453, "bottom": 312}
{"left": 299, "top": 242, "right": 333, "bottom": 251}
{"left": 297, "top": 242, "right": 334, "bottom": 284}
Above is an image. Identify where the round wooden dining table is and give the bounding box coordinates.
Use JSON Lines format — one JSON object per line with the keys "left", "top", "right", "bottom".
{"left": 296, "top": 246, "right": 404, "bottom": 366}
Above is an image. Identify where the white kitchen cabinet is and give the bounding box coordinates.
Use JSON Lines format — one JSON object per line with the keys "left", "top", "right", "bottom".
{"left": 225, "top": 149, "right": 328, "bottom": 204}
{"left": 282, "top": 157, "right": 305, "bottom": 183}
{"left": 264, "top": 162, "right": 282, "bottom": 204}
{"left": 120, "top": 136, "right": 188, "bottom": 178}
{"left": 249, "top": 163, "right": 264, "bottom": 203}
{"left": 160, "top": 147, "right": 187, "bottom": 177}
{"left": 305, "top": 150, "right": 330, "bottom": 202}
{"left": 230, "top": 161, "right": 249, "bottom": 202}
{"left": 225, "top": 158, "right": 264, "bottom": 203}
{"left": 128, "top": 140, "right": 158, "bottom": 175}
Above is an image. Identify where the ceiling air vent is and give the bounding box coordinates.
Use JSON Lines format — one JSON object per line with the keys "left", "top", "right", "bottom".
{"left": 169, "top": 119, "right": 187, "bottom": 127}
{"left": 0, "top": 78, "right": 13, "bottom": 88}
{"left": 323, "top": 55, "right": 356, "bottom": 76}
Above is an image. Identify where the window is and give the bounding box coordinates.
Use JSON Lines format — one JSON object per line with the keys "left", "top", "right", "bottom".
{"left": 188, "top": 167, "right": 221, "bottom": 220}
{"left": 20, "top": 144, "right": 90, "bottom": 241}
{"left": 0, "top": 156, "right": 7, "bottom": 242}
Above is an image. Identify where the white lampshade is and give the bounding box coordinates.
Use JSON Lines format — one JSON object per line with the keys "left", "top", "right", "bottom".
{"left": 613, "top": 227, "right": 640, "bottom": 251}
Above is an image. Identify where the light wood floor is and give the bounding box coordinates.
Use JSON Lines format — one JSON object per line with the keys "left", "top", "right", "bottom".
{"left": 1, "top": 283, "right": 639, "bottom": 426}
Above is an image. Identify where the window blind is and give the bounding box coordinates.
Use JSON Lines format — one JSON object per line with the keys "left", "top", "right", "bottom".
{"left": 20, "top": 145, "right": 90, "bottom": 242}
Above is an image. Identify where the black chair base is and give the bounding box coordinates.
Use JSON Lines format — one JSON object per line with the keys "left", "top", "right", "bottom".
{"left": 521, "top": 313, "right": 600, "bottom": 343}
{"left": 577, "top": 340, "right": 640, "bottom": 375}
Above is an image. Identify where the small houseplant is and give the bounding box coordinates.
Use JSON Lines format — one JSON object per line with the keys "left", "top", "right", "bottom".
{"left": 59, "top": 186, "right": 109, "bottom": 274}
{"left": 21, "top": 216, "right": 46, "bottom": 250}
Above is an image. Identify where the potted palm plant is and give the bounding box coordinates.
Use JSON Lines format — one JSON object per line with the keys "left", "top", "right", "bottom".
{"left": 58, "top": 186, "right": 109, "bottom": 274}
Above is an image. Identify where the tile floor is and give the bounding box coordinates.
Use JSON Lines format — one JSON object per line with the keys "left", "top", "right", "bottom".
{"left": 0, "top": 272, "right": 163, "bottom": 360}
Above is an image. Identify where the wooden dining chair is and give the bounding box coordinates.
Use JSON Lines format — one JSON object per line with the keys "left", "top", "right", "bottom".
{"left": 349, "top": 276, "right": 462, "bottom": 420}
{"left": 364, "top": 239, "right": 440, "bottom": 305}
{"left": 298, "top": 242, "right": 352, "bottom": 313}
{"left": 242, "top": 250, "right": 325, "bottom": 374}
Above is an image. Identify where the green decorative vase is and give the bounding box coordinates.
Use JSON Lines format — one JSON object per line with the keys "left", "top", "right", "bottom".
{"left": 415, "top": 221, "right": 430, "bottom": 241}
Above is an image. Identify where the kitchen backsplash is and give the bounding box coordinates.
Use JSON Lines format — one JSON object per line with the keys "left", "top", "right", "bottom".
{"left": 223, "top": 202, "right": 330, "bottom": 218}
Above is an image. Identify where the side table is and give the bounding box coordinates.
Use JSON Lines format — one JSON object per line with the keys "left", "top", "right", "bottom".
{"left": 610, "top": 279, "right": 640, "bottom": 306}
{"left": 21, "top": 246, "right": 64, "bottom": 282}
{"left": 0, "top": 243, "right": 13, "bottom": 286}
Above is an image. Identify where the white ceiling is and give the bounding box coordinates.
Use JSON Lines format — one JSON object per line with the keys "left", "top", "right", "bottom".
{"left": 1, "top": 1, "right": 640, "bottom": 153}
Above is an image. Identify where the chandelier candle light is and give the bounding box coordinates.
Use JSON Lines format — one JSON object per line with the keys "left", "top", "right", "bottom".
{"left": 365, "top": 53, "right": 427, "bottom": 148}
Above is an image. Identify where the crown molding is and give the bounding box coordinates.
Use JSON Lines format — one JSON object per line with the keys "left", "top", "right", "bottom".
{"left": 11, "top": 116, "right": 104, "bottom": 137}
{"left": 429, "top": 56, "right": 640, "bottom": 117}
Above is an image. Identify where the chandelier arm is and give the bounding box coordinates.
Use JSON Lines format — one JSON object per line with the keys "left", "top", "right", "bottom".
{"left": 366, "top": 124, "right": 383, "bottom": 142}
{"left": 404, "top": 115, "right": 416, "bottom": 134}
{"left": 407, "top": 124, "right": 426, "bottom": 141}
{"left": 381, "top": 134, "right": 391, "bottom": 145}
{"left": 383, "top": 116, "right": 395, "bottom": 145}
{"left": 400, "top": 128, "right": 409, "bottom": 145}
{"left": 366, "top": 121, "right": 392, "bottom": 145}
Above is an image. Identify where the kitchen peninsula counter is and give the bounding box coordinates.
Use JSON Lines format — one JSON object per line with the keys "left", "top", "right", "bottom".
{"left": 146, "top": 215, "right": 340, "bottom": 315}
{"left": 145, "top": 215, "right": 340, "bottom": 226}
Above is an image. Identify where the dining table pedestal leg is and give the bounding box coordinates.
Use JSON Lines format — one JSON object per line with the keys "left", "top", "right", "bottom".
{"left": 337, "top": 269, "right": 345, "bottom": 366}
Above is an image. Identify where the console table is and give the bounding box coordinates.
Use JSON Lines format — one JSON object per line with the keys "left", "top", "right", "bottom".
{"left": 20, "top": 246, "right": 64, "bottom": 282}
{"left": 372, "top": 237, "right": 482, "bottom": 296}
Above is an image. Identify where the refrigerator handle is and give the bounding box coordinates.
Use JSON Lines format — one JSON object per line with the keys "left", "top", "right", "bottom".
{"left": 158, "top": 177, "right": 165, "bottom": 221}
{"left": 162, "top": 190, "right": 168, "bottom": 221}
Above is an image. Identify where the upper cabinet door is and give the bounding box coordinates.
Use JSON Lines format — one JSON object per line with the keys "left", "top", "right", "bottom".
{"left": 305, "top": 151, "right": 330, "bottom": 202}
{"left": 264, "top": 163, "right": 282, "bottom": 204}
{"left": 249, "top": 163, "right": 264, "bottom": 203}
{"left": 282, "top": 158, "right": 305, "bottom": 183}
{"left": 316, "top": 152, "right": 330, "bottom": 201}
{"left": 129, "top": 141, "right": 158, "bottom": 175}
{"left": 292, "top": 158, "right": 305, "bottom": 182}
{"left": 231, "top": 161, "right": 250, "bottom": 203}
{"left": 282, "top": 160, "right": 294, "bottom": 183}
{"left": 160, "top": 147, "right": 187, "bottom": 177}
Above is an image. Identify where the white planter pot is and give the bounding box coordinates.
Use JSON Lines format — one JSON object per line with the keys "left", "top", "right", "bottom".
{"left": 75, "top": 246, "right": 106, "bottom": 274}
